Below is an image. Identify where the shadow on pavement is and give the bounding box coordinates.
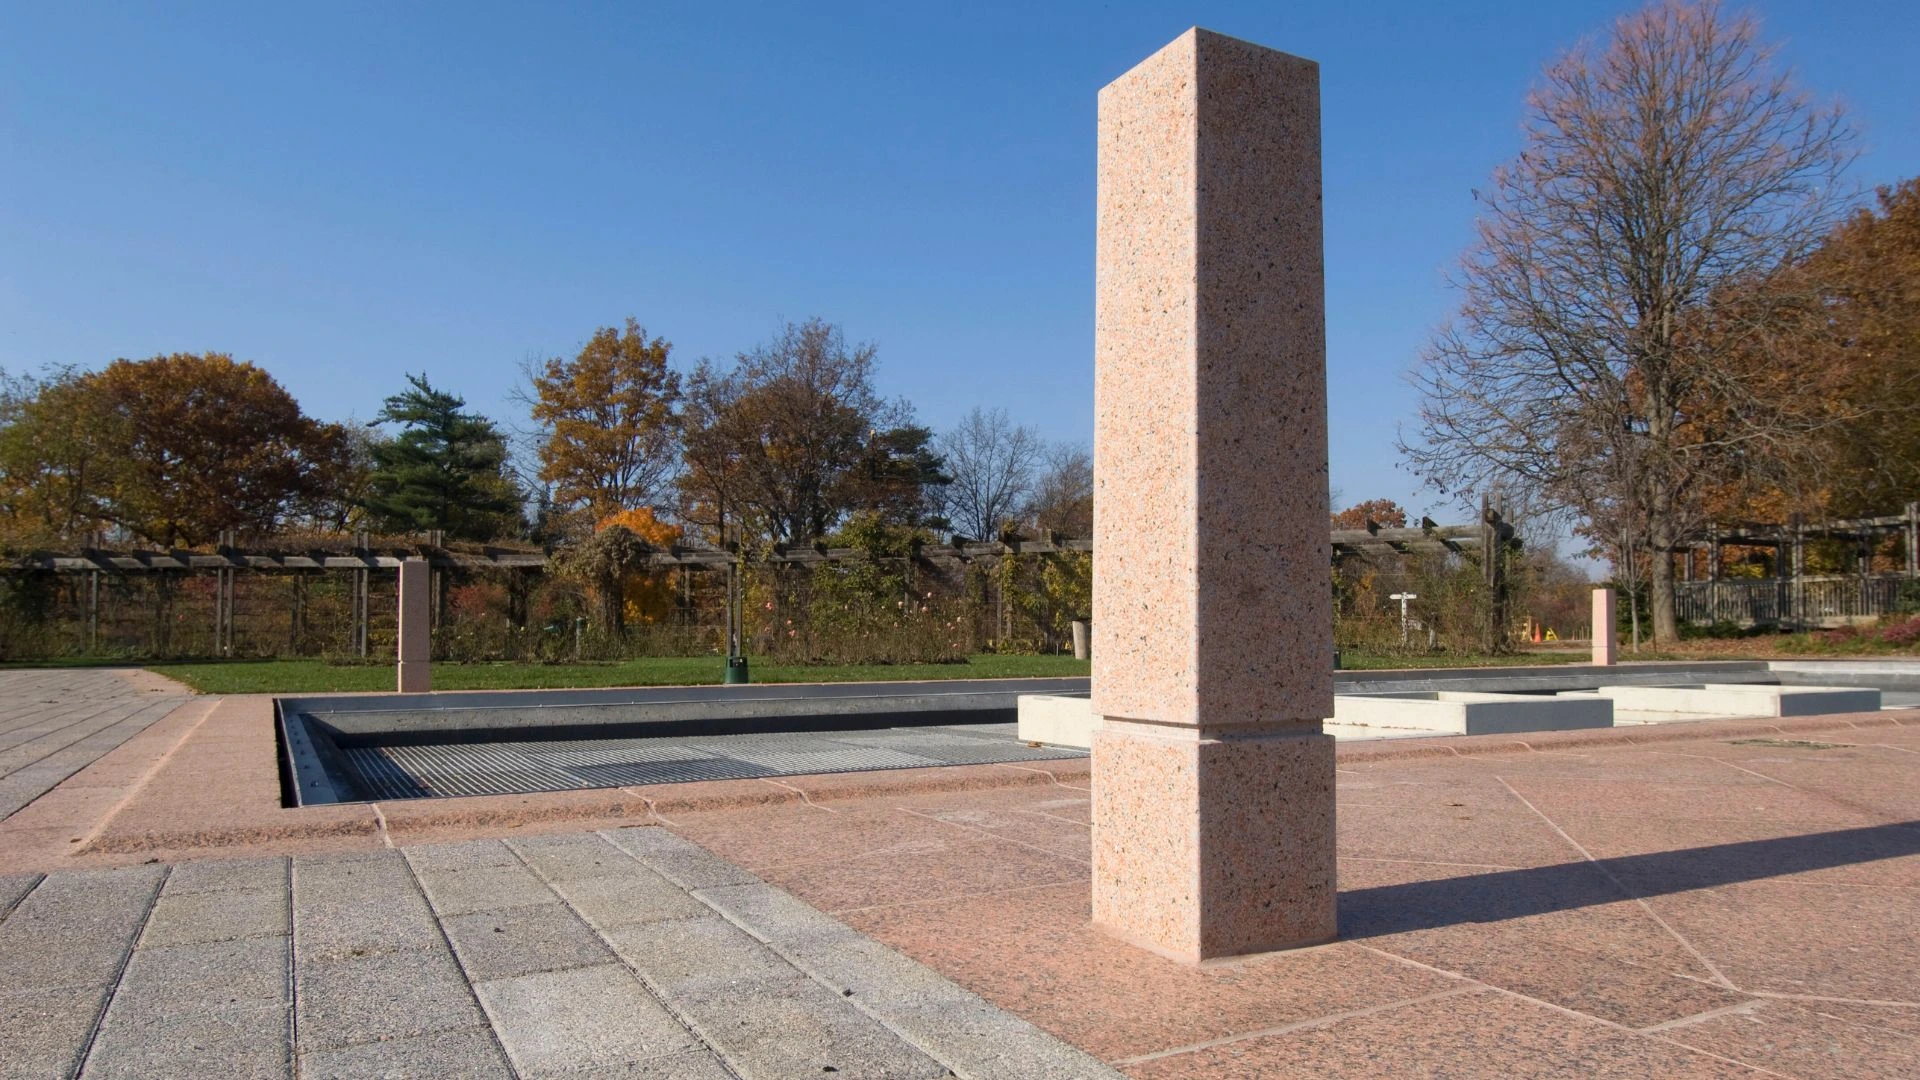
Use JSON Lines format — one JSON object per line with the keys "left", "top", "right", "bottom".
{"left": 1339, "top": 821, "right": 1920, "bottom": 937}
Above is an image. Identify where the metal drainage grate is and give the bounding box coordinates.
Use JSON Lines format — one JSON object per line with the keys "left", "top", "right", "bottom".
{"left": 338, "top": 723, "right": 1085, "bottom": 800}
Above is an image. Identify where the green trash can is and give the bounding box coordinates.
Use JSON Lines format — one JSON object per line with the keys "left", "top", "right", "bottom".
{"left": 723, "top": 655, "right": 750, "bottom": 684}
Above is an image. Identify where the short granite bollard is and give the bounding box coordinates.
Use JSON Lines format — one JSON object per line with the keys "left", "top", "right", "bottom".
{"left": 398, "top": 558, "right": 430, "bottom": 693}
{"left": 1090, "top": 28, "right": 1336, "bottom": 962}
{"left": 1592, "top": 587, "right": 1616, "bottom": 667}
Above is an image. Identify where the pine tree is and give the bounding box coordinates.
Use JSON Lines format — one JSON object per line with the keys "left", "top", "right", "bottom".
{"left": 362, "top": 374, "right": 522, "bottom": 541}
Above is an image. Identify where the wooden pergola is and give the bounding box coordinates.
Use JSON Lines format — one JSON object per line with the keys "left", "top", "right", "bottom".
{"left": 8, "top": 510, "right": 1520, "bottom": 656}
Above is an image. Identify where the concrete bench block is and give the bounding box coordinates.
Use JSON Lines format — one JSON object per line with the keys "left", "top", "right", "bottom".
{"left": 1332, "top": 691, "right": 1614, "bottom": 736}
{"left": 1579, "top": 684, "right": 1882, "bottom": 725}
{"left": 1016, "top": 694, "right": 1097, "bottom": 749}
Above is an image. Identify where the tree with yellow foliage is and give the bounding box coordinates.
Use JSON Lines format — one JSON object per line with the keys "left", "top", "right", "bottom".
{"left": 597, "top": 507, "right": 684, "bottom": 628}
{"left": 529, "top": 319, "right": 680, "bottom": 528}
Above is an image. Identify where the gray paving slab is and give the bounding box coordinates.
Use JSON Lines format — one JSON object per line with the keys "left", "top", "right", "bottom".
{"left": 546, "top": 1049, "right": 739, "bottom": 1079}
{"left": 666, "top": 969, "right": 950, "bottom": 1080}
{"left": 773, "top": 932, "right": 1125, "bottom": 1080}
{"left": 604, "top": 915, "right": 798, "bottom": 995}
{"left": 85, "top": 1038, "right": 291, "bottom": 1080}
{"left": 86, "top": 916, "right": 293, "bottom": 1079}
{"left": 550, "top": 872, "right": 710, "bottom": 929}
{"left": 293, "top": 852, "right": 445, "bottom": 961}
{"left": 600, "top": 826, "right": 762, "bottom": 890}
{"left": 472, "top": 963, "right": 701, "bottom": 1076}
{"left": 507, "top": 831, "right": 645, "bottom": 882}
{"left": 85, "top": 998, "right": 290, "bottom": 1080}
{"left": 0, "top": 864, "right": 164, "bottom": 993}
{"left": 2, "top": 821, "right": 1124, "bottom": 1078}
{"left": 0, "top": 671, "right": 189, "bottom": 820}
{"left": 142, "top": 885, "right": 291, "bottom": 947}
{"left": 602, "top": 912, "right": 946, "bottom": 1079}
{"left": 0, "top": 871, "right": 40, "bottom": 922}
{"left": 412, "top": 863, "right": 560, "bottom": 916}
{"left": 0, "top": 984, "right": 114, "bottom": 1080}
{"left": 166, "top": 856, "right": 291, "bottom": 895}
{"left": 692, "top": 861, "right": 1124, "bottom": 1078}
{"left": 296, "top": 1027, "right": 513, "bottom": 1080}
{"left": 403, "top": 838, "right": 521, "bottom": 872}
{"left": 296, "top": 948, "right": 488, "bottom": 1052}
{"left": 693, "top": 880, "right": 865, "bottom": 949}
{"left": 118, "top": 935, "right": 290, "bottom": 1014}
{"left": 439, "top": 902, "right": 614, "bottom": 982}
{"left": 0, "top": 766, "right": 82, "bottom": 817}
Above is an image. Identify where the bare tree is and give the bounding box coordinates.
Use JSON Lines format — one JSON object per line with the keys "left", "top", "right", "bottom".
{"left": 1027, "top": 442, "right": 1093, "bottom": 537}
{"left": 1400, "top": 0, "right": 1855, "bottom": 643}
{"left": 938, "top": 407, "right": 1044, "bottom": 540}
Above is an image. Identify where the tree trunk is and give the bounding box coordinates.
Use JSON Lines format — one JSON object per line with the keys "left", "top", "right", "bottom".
{"left": 1648, "top": 497, "right": 1681, "bottom": 645}
{"left": 596, "top": 573, "right": 625, "bottom": 638}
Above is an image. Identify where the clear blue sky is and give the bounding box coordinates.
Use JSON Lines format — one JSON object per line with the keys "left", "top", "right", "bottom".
{"left": 3, "top": 1, "right": 1915, "bottom": 531}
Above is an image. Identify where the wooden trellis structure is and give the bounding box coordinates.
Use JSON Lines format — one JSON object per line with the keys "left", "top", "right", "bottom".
{"left": 7, "top": 510, "right": 1520, "bottom": 657}
{"left": 1673, "top": 503, "right": 1920, "bottom": 627}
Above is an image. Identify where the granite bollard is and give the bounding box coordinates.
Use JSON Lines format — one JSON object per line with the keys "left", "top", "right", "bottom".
{"left": 398, "top": 558, "right": 430, "bottom": 692}
{"left": 1090, "top": 28, "right": 1336, "bottom": 962}
{"left": 1592, "top": 587, "right": 1616, "bottom": 667}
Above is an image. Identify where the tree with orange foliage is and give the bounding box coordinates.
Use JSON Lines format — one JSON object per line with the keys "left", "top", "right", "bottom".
{"left": 528, "top": 319, "right": 680, "bottom": 528}
{"left": 1700, "top": 178, "right": 1920, "bottom": 522}
{"left": 1330, "top": 499, "right": 1408, "bottom": 531}
{"left": 597, "top": 507, "right": 684, "bottom": 628}
{"left": 0, "top": 353, "right": 348, "bottom": 547}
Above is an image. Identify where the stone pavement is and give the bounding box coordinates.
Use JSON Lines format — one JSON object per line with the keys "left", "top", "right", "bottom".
{"left": 663, "top": 714, "right": 1920, "bottom": 1078}
{"left": 3, "top": 669, "right": 1918, "bottom": 1077}
{"left": 0, "top": 669, "right": 188, "bottom": 820}
{"left": 0, "top": 828, "right": 1118, "bottom": 1079}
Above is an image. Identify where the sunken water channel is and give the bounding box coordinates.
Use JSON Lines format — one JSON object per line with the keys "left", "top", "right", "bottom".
{"left": 276, "top": 679, "right": 1090, "bottom": 806}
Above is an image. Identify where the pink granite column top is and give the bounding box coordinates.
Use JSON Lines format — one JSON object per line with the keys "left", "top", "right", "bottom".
{"left": 1092, "top": 28, "right": 1331, "bottom": 732}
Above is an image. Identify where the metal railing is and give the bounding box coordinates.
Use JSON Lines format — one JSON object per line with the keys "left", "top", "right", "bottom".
{"left": 1676, "top": 575, "right": 1913, "bottom": 627}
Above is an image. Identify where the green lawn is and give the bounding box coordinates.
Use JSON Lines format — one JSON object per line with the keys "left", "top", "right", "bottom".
{"left": 143, "top": 654, "right": 1095, "bottom": 695}
{"left": 133, "top": 648, "right": 1603, "bottom": 695}
{"left": 1337, "top": 650, "right": 1591, "bottom": 671}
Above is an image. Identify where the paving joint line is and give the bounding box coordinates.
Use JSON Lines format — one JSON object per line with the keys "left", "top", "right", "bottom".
{"left": 509, "top": 837, "right": 746, "bottom": 1080}
{"left": 280, "top": 856, "right": 296, "bottom": 1078}
{"left": 760, "top": 777, "right": 840, "bottom": 812}
{"left": 0, "top": 698, "right": 152, "bottom": 778}
{"left": 70, "top": 698, "right": 221, "bottom": 855}
{"left": 73, "top": 864, "right": 171, "bottom": 1079}
{"left": 0, "top": 870, "right": 45, "bottom": 922}
{"left": 1473, "top": 982, "right": 1795, "bottom": 1079}
{"left": 1637, "top": 998, "right": 1764, "bottom": 1033}
{"left": 895, "top": 804, "right": 1090, "bottom": 865}
{"left": 396, "top": 845, "right": 524, "bottom": 1080}
{"left": 1681, "top": 748, "right": 1915, "bottom": 826}
{"left": 825, "top": 877, "right": 1079, "bottom": 919}
{"left": 1748, "top": 989, "right": 1920, "bottom": 1008}
{"left": 1012, "top": 807, "right": 1093, "bottom": 830}
{"left": 1109, "top": 985, "right": 1487, "bottom": 1066}
{"left": 1494, "top": 774, "right": 1739, "bottom": 992}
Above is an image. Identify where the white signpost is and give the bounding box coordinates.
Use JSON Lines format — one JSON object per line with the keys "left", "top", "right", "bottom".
{"left": 1389, "top": 592, "right": 1417, "bottom": 646}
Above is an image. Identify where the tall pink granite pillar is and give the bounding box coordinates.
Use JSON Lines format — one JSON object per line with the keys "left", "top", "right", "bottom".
{"left": 1091, "top": 28, "right": 1336, "bottom": 962}
{"left": 398, "top": 558, "right": 431, "bottom": 693}
{"left": 1592, "top": 587, "right": 1616, "bottom": 667}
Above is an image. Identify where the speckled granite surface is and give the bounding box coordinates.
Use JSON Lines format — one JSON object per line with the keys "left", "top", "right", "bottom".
{"left": 1090, "top": 27, "right": 1336, "bottom": 959}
